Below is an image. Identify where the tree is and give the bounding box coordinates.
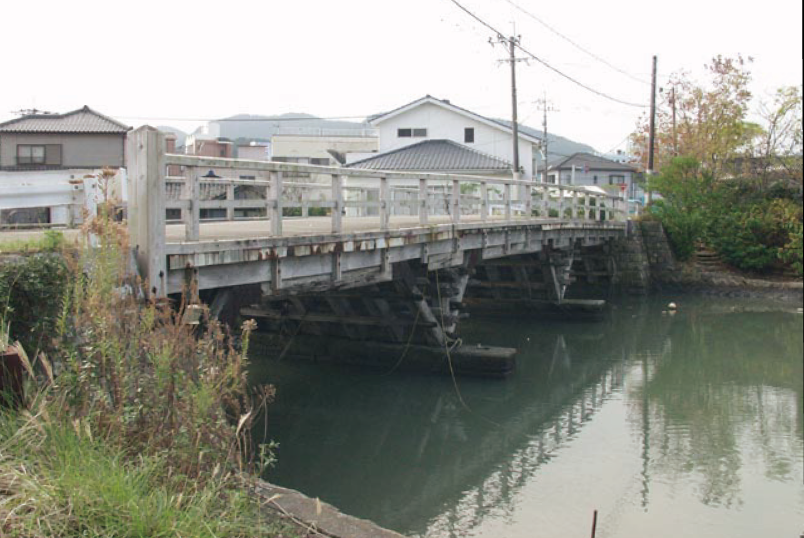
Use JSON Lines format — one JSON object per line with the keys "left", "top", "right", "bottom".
{"left": 747, "top": 85, "right": 803, "bottom": 187}
{"left": 630, "top": 55, "right": 754, "bottom": 178}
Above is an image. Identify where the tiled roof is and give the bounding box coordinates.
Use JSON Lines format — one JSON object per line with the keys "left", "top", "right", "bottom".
{"left": 345, "top": 140, "right": 513, "bottom": 172}
{"left": 548, "top": 152, "right": 638, "bottom": 172}
{"left": 0, "top": 106, "right": 130, "bottom": 133}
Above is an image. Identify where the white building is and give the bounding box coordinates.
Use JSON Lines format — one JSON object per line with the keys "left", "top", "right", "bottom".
{"left": 368, "top": 95, "right": 541, "bottom": 181}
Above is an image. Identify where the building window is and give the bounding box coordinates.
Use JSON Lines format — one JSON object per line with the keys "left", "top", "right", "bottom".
{"left": 464, "top": 128, "right": 475, "bottom": 143}
{"left": 17, "top": 145, "right": 46, "bottom": 165}
{"left": 398, "top": 128, "right": 427, "bottom": 138}
{"left": 16, "top": 144, "right": 62, "bottom": 166}
{"left": 220, "top": 148, "right": 227, "bottom": 157}
{"left": 593, "top": 175, "right": 598, "bottom": 185}
{"left": 310, "top": 158, "right": 330, "bottom": 166}
{"left": 609, "top": 174, "right": 625, "bottom": 185}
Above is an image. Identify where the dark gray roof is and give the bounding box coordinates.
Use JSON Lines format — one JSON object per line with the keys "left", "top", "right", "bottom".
{"left": 345, "top": 140, "right": 513, "bottom": 172}
{"left": 0, "top": 106, "right": 130, "bottom": 133}
{"left": 548, "top": 152, "right": 638, "bottom": 172}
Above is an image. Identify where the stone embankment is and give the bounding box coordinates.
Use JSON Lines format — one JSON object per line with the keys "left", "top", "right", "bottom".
{"left": 613, "top": 220, "right": 803, "bottom": 301}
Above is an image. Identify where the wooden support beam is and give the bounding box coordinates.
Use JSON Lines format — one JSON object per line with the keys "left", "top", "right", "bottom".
{"left": 241, "top": 308, "right": 437, "bottom": 328}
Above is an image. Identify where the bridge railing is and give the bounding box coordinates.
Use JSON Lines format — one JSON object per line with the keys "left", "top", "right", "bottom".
{"left": 126, "top": 127, "right": 625, "bottom": 294}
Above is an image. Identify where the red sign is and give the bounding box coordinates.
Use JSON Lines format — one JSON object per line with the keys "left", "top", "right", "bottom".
{"left": 619, "top": 184, "right": 627, "bottom": 193}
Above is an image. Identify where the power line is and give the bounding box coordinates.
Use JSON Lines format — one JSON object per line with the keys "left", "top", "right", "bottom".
{"left": 444, "top": 0, "right": 649, "bottom": 109}
{"left": 500, "top": 0, "right": 651, "bottom": 86}
{"left": 515, "top": 43, "right": 648, "bottom": 108}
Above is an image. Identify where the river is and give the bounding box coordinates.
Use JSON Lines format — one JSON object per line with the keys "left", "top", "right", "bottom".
{"left": 250, "top": 295, "right": 804, "bottom": 538}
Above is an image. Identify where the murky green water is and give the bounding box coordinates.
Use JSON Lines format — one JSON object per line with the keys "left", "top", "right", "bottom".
{"left": 250, "top": 295, "right": 804, "bottom": 538}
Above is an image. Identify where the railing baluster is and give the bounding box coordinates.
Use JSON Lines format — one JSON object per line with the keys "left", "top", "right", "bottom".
{"left": 332, "top": 174, "right": 343, "bottom": 234}
{"left": 185, "top": 166, "right": 200, "bottom": 241}
{"left": 480, "top": 181, "right": 488, "bottom": 223}
{"left": 525, "top": 182, "right": 533, "bottom": 219}
{"left": 541, "top": 185, "right": 548, "bottom": 218}
{"left": 226, "top": 183, "right": 235, "bottom": 221}
{"left": 419, "top": 177, "right": 428, "bottom": 226}
{"left": 557, "top": 186, "right": 564, "bottom": 219}
{"left": 452, "top": 179, "right": 460, "bottom": 224}
{"left": 380, "top": 175, "right": 390, "bottom": 230}
{"left": 269, "top": 171, "right": 283, "bottom": 236}
{"left": 571, "top": 188, "right": 579, "bottom": 221}
{"left": 504, "top": 183, "right": 511, "bottom": 222}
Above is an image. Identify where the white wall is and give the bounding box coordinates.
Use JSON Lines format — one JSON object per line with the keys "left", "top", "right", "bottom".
{"left": 0, "top": 168, "right": 127, "bottom": 225}
{"left": 554, "top": 168, "right": 643, "bottom": 201}
{"left": 374, "top": 102, "right": 535, "bottom": 180}
{"left": 271, "top": 135, "right": 378, "bottom": 162}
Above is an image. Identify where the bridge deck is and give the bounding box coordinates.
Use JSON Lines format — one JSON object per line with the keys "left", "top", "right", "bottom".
{"left": 166, "top": 215, "right": 538, "bottom": 242}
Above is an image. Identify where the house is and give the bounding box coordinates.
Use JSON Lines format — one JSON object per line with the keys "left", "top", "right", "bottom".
{"left": 545, "top": 152, "right": 643, "bottom": 202}
{"left": 367, "top": 95, "right": 542, "bottom": 181}
{"left": 0, "top": 106, "right": 130, "bottom": 170}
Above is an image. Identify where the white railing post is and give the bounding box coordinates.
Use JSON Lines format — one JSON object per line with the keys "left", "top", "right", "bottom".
{"left": 480, "top": 181, "right": 488, "bottom": 223}
{"left": 226, "top": 183, "right": 235, "bottom": 221}
{"left": 184, "top": 166, "right": 200, "bottom": 241}
{"left": 126, "top": 126, "right": 167, "bottom": 297}
{"left": 571, "top": 188, "right": 579, "bottom": 221}
{"left": 541, "top": 186, "right": 549, "bottom": 218}
{"left": 380, "top": 175, "right": 390, "bottom": 230}
{"left": 419, "top": 177, "right": 428, "bottom": 226}
{"left": 504, "top": 182, "right": 512, "bottom": 222}
{"left": 451, "top": 179, "right": 460, "bottom": 223}
{"left": 557, "top": 186, "right": 564, "bottom": 219}
{"left": 525, "top": 182, "right": 533, "bottom": 218}
{"left": 269, "top": 171, "right": 283, "bottom": 236}
{"left": 332, "top": 174, "right": 343, "bottom": 234}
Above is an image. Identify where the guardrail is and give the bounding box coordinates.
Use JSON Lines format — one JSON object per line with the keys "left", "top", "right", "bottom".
{"left": 126, "top": 126, "right": 626, "bottom": 295}
{"left": 156, "top": 154, "right": 625, "bottom": 243}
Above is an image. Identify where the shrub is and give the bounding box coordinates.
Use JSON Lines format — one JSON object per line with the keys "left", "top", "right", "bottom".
{"left": 0, "top": 254, "right": 69, "bottom": 354}
{"left": 0, "top": 194, "right": 289, "bottom": 536}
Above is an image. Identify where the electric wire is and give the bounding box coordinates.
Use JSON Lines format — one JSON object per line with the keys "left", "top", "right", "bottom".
{"left": 500, "top": 0, "right": 651, "bottom": 86}
{"left": 445, "top": 0, "right": 649, "bottom": 109}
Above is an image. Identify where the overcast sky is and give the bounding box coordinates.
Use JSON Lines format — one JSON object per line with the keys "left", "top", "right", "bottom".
{"left": 1, "top": 0, "right": 801, "bottom": 152}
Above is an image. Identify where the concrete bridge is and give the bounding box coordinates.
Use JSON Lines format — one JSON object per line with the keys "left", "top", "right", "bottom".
{"left": 126, "top": 126, "right": 628, "bottom": 373}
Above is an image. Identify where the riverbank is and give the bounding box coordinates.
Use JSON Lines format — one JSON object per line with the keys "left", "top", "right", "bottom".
{"left": 656, "top": 260, "right": 803, "bottom": 302}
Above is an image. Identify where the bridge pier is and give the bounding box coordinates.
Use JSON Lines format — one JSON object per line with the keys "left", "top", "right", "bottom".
{"left": 242, "top": 259, "right": 516, "bottom": 377}
{"left": 462, "top": 242, "right": 612, "bottom": 320}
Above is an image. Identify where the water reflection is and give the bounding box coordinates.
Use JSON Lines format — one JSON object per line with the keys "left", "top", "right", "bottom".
{"left": 629, "top": 308, "right": 803, "bottom": 510}
{"left": 250, "top": 297, "right": 803, "bottom": 538}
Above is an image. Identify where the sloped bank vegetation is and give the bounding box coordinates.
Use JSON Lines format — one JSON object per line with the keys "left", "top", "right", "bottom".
{"left": 648, "top": 156, "right": 803, "bottom": 276}
{"left": 0, "top": 213, "right": 301, "bottom": 536}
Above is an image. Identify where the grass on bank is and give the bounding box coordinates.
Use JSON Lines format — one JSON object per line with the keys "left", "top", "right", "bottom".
{"left": 0, "top": 198, "right": 300, "bottom": 536}
{"left": 0, "top": 230, "right": 67, "bottom": 255}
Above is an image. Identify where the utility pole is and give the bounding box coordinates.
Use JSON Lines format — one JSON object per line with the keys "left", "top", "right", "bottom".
{"left": 648, "top": 55, "right": 658, "bottom": 174}
{"left": 535, "top": 94, "right": 557, "bottom": 182}
{"left": 647, "top": 55, "right": 658, "bottom": 205}
{"left": 494, "top": 33, "right": 527, "bottom": 180}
